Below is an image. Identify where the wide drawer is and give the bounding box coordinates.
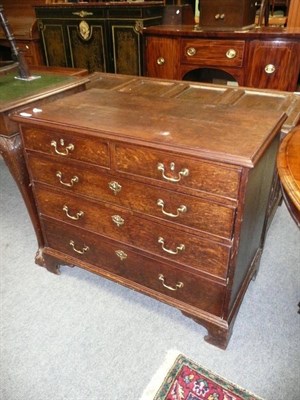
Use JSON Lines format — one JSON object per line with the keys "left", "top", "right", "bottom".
{"left": 42, "top": 217, "right": 226, "bottom": 316}
{"left": 33, "top": 180, "right": 236, "bottom": 240}
{"left": 180, "top": 39, "right": 245, "bottom": 67}
{"left": 34, "top": 186, "right": 231, "bottom": 279}
{"left": 115, "top": 144, "right": 241, "bottom": 199}
{"left": 21, "top": 126, "right": 110, "bottom": 167}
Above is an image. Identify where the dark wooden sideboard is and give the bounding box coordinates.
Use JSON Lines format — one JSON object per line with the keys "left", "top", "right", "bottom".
{"left": 35, "top": 2, "right": 164, "bottom": 74}
{"left": 10, "top": 72, "right": 300, "bottom": 349}
{"left": 143, "top": 25, "right": 300, "bottom": 91}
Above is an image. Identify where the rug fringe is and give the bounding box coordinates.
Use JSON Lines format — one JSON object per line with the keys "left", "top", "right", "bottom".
{"left": 139, "top": 349, "right": 181, "bottom": 400}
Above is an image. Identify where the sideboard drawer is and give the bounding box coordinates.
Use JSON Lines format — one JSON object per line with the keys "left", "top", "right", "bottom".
{"left": 22, "top": 127, "right": 110, "bottom": 167}
{"left": 180, "top": 40, "right": 245, "bottom": 67}
{"left": 42, "top": 217, "right": 226, "bottom": 316}
{"left": 115, "top": 144, "right": 241, "bottom": 199}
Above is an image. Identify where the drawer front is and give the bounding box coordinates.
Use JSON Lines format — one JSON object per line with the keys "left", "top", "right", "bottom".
{"left": 22, "top": 126, "right": 110, "bottom": 167}
{"left": 42, "top": 218, "right": 226, "bottom": 316}
{"left": 115, "top": 144, "right": 241, "bottom": 199}
{"left": 181, "top": 40, "right": 245, "bottom": 67}
{"left": 34, "top": 181, "right": 236, "bottom": 239}
{"left": 34, "top": 186, "right": 231, "bottom": 279}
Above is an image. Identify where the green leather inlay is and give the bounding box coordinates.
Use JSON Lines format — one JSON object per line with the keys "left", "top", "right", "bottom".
{"left": 0, "top": 73, "right": 73, "bottom": 103}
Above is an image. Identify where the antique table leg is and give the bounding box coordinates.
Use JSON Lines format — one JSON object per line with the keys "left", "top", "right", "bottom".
{"left": 0, "top": 132, "right": 45, "bottom": 265}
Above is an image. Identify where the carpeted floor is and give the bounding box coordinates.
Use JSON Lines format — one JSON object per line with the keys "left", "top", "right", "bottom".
{"left": 0, "top": 156, "right": 299, "bottom": 400}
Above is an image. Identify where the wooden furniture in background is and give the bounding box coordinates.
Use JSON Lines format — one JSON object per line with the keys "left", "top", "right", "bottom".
{"left": 0, "top": 67, "right": 89, "bottom": 248}
{"left": 287, "top": 0, "right": 300, "bottom": 27}
{"left": 35, "top": 2, "right": 164, "bottom": 74}
{"left": 10, "top": 72, "right": 300, "bottom": 349}
{"left": 0, "top": 0, "right": 44, "bottom": 66}
{"left": 277, "top": 126, "right": 300, "bottom": 227}
{"left": 143, "top": 25, "right": 300, "bottom": 92}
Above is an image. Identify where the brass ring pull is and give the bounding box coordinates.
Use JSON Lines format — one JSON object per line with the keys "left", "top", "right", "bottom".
{"left": 157, "top": 162, "right": 189, "bottom": 183}
{"left": 115, "top": 250, "right": 127, "bottom": 261}
{"left": 56, "top": 171, "right": 79, "bottom": 187}
{"left": 264, "top": 64, "right": 276, "bottom": 74}
{"left": 158, "top": 274, "right": 184, "bottom": 291}
{"left": 109, "top": 181, "right": 122, "bottom": 195}
{"left": 69, "top": 240, "right": 89, "bottom": 254}
{"left": 226, "top": 49, "right": 237, "bottom": 59}
{"left": 51, "top": 139, "right": 74, "bottom": 156}
{"left": 63, "top": 205, "right": 84, "bottom": 220}
{"left": 157, "top": 57, "right": 165, "bottom": 66}
{"left": 157, "top": 199, "right": 187, "bottom": 218}
{"left": 186, "top": 47, "right": 196, "bottom": 57}
{"left": 158, "top": 237, "right": 185, "bottom": 255}
{"left": 111, "top": 215, "right": 125, "bottom": 227}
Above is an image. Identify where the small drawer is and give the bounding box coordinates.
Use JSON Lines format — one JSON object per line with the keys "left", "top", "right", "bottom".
{"left": 115, "top": 144, "right": 241, "bottom": 199}
{"left": 42, "top": 217, "right": 226, "bottom": 317}
{"left": 21, "top": 126, "right": 110, "bottom": 167}
{"left": 181, "top": 39, "right": 245, "bottom": 67}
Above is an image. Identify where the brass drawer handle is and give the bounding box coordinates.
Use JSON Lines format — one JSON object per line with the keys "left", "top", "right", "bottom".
{"left": 69, "top": 240, "right": 89, "bottom": 254}
{"left": 63, "top": 205, "right": 84, "bottom": 220}
{"left": 51, "top": 139, "right": 74, "bottom": 156}
{"left": 157, "top": 162, "right": 189, "bottom": 183}
{"left": 158, "top": 236, "right": 185, "bottom": 255}
{"left": 72, "top": 11, "right": 93, "bottom": 17}
{"left": 226, "top": 49, "right": 237, "bottom": 59}
{"left": 115, "top": 250, "right": 127, "bottom": 261}
{"left": 109, "top": 181, "right": 122, "bottom": 195}
{"left": 157, "top": 57, "right": 165, "bottom": 66}
{"left": 215, "top": 13, "right": 225, "bottom": 20}
{"left": 111, "top": 215, "right": 125, "bottom": 227}
{"left": 186, "top": 47, "right": 196, "bottom": 57}
{"left": 56, "top": 171, "right": 79, "bottom": 187}
{"left": 158, "top": 274, "right": 184, "bottom": 291}
{"left": 157, "top": 199, "right": 187, "bottom": 218}
{"left": 265, "top": 64, "right": 276, "bottom": 74}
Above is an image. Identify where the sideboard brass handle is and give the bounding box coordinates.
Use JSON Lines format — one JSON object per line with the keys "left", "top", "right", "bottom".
{"left": 72, "top": 11, "right": 93, "bottom": 17}
{"left": 157, "top": 57, "right": 165, "bottom": 65}
{"left": 215, "top": 13, "right": 220, "bottom": 20}
{"left": 115, "top": 250, "right": 127, "bottom": 261}
{"left": 157, "top": 162, "right": 189, "bottom": 183}
{"left": 109, "top": 181, "right": 122, "bottom": 195}
{"left": 186, "top": 47, "right": 196, "bottom": 57}
{"left": 69, "top": 240, "right": 89, "bottom": 255}
{"left": 157, "top": 199, "right": 187, "bottom": 218}
{"left": 226, "top": 49, "right": 237, "bottom": 59}
{"left": 220, "top": 13, "right": 225, "bottom": 20}
{"left": 158, "top": 274, "right": 184, "bottom": 291}
{"left": 158, "top": 237, "right": 185, "bottom": 255}
{"left": 63, "top": 205, "right": 84, "bottom": 220}
{"left": 111, "top": 215, "right": 125, "bottom": 227}
{"left": 51, "top": 139, "right": 74, "bottom": 156}
{"left": 265, "top": 64, "right": 276, "bottom": 74}
{"left": 56, "top": 171, "right": 79, "bottom": 187}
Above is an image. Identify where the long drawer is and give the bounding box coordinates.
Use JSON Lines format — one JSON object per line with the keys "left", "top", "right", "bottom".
{"left": 28, "top": 156, "right": 236, "bottom": 239}
{"left": 34, "top": 185, "right": 231, "bottom": 279}
{"left": 42, "top": 217, "right": 226, "bottom": 316}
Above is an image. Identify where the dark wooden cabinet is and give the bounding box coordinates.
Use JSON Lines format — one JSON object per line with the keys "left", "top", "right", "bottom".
{"left": 143, "top": 25, "right": 300, "bottom": 91}
{"left": 35, "top": 2, "right": 164, "bottom": 74}
{"left": 10, "top": 73, "right": 300, "bottom": 349}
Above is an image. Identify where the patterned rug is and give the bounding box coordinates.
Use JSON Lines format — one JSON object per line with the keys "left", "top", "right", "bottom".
{"left": 140, "top": 351, "right": 264, "bottom": 400}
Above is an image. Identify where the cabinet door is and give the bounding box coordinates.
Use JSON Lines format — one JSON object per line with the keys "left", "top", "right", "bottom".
{"left": 67, "top": 19, "right": 107, "bottom": 73}
{"left": 107, "top": 20, "right": 143, "bottom": 76}
{"left": 246, "top": 40, "right": 300, "bottom": 91}
{"left": 39, "top": 22, "right": 68, "bottom": 67}
{"left": 144, "top": 36, "right": 180, "bottom": 79}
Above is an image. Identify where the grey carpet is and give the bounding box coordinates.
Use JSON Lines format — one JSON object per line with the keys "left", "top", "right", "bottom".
{"left": 0, "top": 156, "right": 299, "bottom": 400}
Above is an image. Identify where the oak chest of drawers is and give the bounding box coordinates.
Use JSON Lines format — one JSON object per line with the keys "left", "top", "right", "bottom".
{"left": 12, "top": 77, "right": 287, "bottom": 349}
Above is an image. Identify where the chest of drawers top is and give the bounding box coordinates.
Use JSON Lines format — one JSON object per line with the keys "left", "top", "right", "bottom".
{"left": 13, "top": 87, "right": 285, "bottom": 169}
